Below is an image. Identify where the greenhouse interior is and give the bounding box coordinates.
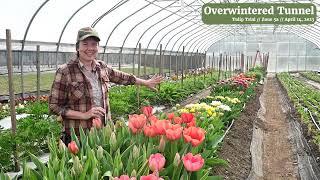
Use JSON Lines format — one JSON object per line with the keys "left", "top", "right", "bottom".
{"left": 1, "top": 0, "right": 320, "bottom": 179}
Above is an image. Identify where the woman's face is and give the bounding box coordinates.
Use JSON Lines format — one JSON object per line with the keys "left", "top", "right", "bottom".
{"left": 78, "top": 37, "right": 99, "bottom": 62}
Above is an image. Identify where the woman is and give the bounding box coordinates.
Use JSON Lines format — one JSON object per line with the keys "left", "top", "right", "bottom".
{"left": 49, "top": 27, "right": 162, "bottom": 144}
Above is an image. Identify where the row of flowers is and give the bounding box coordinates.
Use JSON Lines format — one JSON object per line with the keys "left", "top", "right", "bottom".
{"left": 21, "top": 102, "right": 228, "bottom": 179}
{"left": 18, "top": 70, "right": 261, "bottom": 179}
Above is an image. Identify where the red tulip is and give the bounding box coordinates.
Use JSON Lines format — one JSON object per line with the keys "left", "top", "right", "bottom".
{"left": 148, "top": 153, "right": 166, "bottom": 172}
{"left": 154, "top": 120, "right": 172, "bottom": 135}
{"left": 92, "top": 117, "right": 102, "bottom": 129}
{"left": 183, "top": 127, "right": 206, "bottom": 147}
{"left": 128, "top": 114, "right": 147, "bottom": 134}
{"left": 142, "top": 106, "right": 153, "bottom": 117}
{"left": 167, "top": 113, "right": 175, "bottom": 120}
{"left": 186, "top": 118, "right": 196, "bottom": 127}
{"left": 68, "top": 141, "right": 79, "bottom": 154}
{"left": 182, "top": 153, "right": 204, "bottom": 172}
{"left": 165, "top": 124, "right": 183, "bottom": 141}
{"left": 181, "top": 113, "right": 194, "bottom": 123}
{"left": 144, "top": 125, "right": 157, "bottom": 137}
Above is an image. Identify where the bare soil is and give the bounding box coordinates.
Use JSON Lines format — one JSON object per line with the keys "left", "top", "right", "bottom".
{"left": 213, "top": 85, "right": 263, "bottom": 179}
{"left": 262, "top": 77, "right": 298, "bottom": 179}
{"left": 214, "top": 77, "right": 300, "bottom": 179}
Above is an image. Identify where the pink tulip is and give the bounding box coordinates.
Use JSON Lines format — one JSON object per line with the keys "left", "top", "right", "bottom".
{"left": 183, "top": 127, "right": 206, "bottom": 147}
{"left": 182, "top": 153, "right": 204, "bottom": 172}
{"left": 148, "top": 153, "right": 166, "bottom": 172}
{"left": 148, "top": 115, "right": 159, "bottom": 125}
{"left": 128, "top": 114, "right": 147, "bottom": 134}
{"left": 142, "top": 106, "right": 153, "bottom": 117}
{"left": 143, "top": 125, "right": 157, "bottom": 137}
{"left": 140, "top": 174, "right": 164, "bottom": 180}
{"left": 165, "top": 124, "right": 183, "bottom": 141}
{"left": 68, "top": 141, "right": 79, "bottom": 154}
{"left": 92, "top": 117, "right": 102, "bottom": 129}
{"left": 154, "top": 120, "right": 171, "bottom": 135}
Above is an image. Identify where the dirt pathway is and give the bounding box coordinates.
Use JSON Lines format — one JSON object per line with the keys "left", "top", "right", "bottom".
{"left": 262, "top": 77, "right": 298, "bottom": 179}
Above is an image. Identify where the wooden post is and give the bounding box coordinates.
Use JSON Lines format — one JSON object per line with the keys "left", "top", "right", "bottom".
{"left": 169, "top": 54, "right": 172, "bottom": 76}
{"left": 137, "top": 43, "right": 141, "bottom": 106}
{"left": 159, "top": 44, "right": 163, "bottom": 76}
{"left": 6, "top": 29, "right": 20, "bottom": 172}
{"left": 176, "top": 52, "right": 178, "bottom": 77}
{"left": 144, "top": 52, "right": 147, "bottom": 79}
{"left": 36, "top": 45, "right": 40, "bottom": 101}
{"left": 218, "top": 53, "right": 222, "bottom": 81}
{"left": 118, "top": 48, "right": 122, "bottom": 70}
{"left": 181, "top": 46, "right": 184, "bottom": 86}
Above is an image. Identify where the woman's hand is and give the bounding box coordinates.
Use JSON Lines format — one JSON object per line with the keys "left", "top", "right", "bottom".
{"left": 84, "top": 107, "right": 106, "bottom": 119}
{"left": 136, "top": 75, "right": 163, "bottom": 91}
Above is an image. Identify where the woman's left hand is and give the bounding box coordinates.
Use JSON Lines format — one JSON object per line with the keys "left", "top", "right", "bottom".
{"left": 137, "top": 75, "right": 163, "bottom": 91}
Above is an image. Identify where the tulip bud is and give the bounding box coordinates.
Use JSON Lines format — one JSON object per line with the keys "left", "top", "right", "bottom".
{"left": 104, "top": 124, "right": 112, "bottom": 138}
{"left": 115, "top": 120, "right": 124, "bottom": 129}
{"left": 173, "top": 153, "right": 181, "bottom": 167}
{"left": 92, "top": 168, "right": 99, "bottom": 179}
{"left": 58, "top": 139, "right": 66, "bottom": 151}
{"left": 158, "top": 136, "right": 166, "bottom": 152}
{"left": 53, "top": 157, "right": 60, "bottom": 172}
{"left": 92, "top": 117, "right": 102, "bottom": 129}
{"left": 97, "top": 146, "right": 104, "bottom": 160}
{"left": 110, "top": 132, "right": 117, "bottom": 151}
{"left": 73, "top": 156, "right": 83, "bottom": 175}
{"left": 68, "top": 141, "right": 79, "bottom": 154}
{"left": 133, "top": 145, "right": 140, "bottom": 159}
{"left": 130, "top": 169, "right": 137, "bottom": 177}
{"left": 57, "top": 171, "right": 64, "bottom": 180}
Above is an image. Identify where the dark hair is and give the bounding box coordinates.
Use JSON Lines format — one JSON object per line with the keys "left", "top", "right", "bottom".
{"left": 76, "top": 42, "right": 79, "bottom": 58}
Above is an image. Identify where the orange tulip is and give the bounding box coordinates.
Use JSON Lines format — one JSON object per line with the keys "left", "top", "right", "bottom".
{"left": 148, "top": 153, "right": 166, "bottom": 172}
{"left": 128, "top": 114, "right": 147, "bottom": 134}
{"left": 165, "top": 124, "right": 183, "bottom": 141}
{"left": 142, "top": 106, "right": 153, "bottom": 117}
{"left": 144, "top": 125, "right": 157, "bottom": 137}
{"left": 92, "top": 117, "right": 102, "bottom": 129}
{"left": 182, "top": 153, "right": 204, "bottom": 172}
{"left": 68, "top": 141, "right": 79, "bottom": 154}
{"left": 173, "top": 117, "right": 182, "bottom": 124}
{"left": 183, "top": 127, "right": 206, "bottom": 147}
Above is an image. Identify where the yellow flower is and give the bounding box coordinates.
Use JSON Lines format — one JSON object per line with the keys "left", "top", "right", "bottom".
{"left": 190, "top": 108, "right": 195, "bottom": 113}
{"left": 180, "top": 109, "right": 189, "bottom": 113}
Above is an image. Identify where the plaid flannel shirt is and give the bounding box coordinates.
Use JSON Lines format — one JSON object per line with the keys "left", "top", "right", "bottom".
{"left": 49, "top": 58, "right": 136, "bottom": 135}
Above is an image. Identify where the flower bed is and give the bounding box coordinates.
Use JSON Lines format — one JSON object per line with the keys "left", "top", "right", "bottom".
{"left": 17, "top": 68, "right": 263, "bottom": 179}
